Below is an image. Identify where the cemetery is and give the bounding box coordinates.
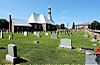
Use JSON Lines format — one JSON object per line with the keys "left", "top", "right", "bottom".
{"left": 0, "top": 30, "right": 100, "bottom": 64}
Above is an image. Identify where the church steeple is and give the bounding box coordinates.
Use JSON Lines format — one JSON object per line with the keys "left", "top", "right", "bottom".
{"left": 48, "top": 0, "right": 52, "bottom": 20}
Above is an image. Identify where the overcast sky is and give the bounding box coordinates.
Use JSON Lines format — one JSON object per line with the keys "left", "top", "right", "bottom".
{"left": 0, "top": 0, "right": 100, "bottom": 28}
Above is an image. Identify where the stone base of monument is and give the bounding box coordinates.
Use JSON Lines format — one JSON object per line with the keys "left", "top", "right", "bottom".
{"left": 59, "top": 45, "right": 72, "bottom": 49}
{"left": 6, "top": 54, "right": 20, "bottom": 64}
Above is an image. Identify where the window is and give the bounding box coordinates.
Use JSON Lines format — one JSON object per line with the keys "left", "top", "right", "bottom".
{"left": 48, "top": 25, "right": 50, "bottom": 29}
{"left": 35, "top": 25, "right": 37, "bottom": 29}
{"left": 39, "top": 25, "right": 41, "bottom": 29}
{"left": 17, "top": 27, "right": 19, "bottom": 30}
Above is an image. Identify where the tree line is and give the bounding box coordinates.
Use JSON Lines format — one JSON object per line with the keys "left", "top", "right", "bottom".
{"left": 88, "top": 20, "right": 100, "bottom": 30}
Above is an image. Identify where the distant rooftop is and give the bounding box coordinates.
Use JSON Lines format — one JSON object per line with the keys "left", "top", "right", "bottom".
{"left": 76, "top": 22, "right": 91, "bottom": 26}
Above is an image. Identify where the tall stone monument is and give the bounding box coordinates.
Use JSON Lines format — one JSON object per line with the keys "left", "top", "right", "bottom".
{"left": 9, "top": 15, "right": 12, "bottom": 32}
{"left": 6, "top": 44, "right": 20, "bottom": 64}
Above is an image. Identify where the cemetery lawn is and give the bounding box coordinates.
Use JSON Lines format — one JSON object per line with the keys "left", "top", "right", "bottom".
{"left": 0, "top": 31, "right": 99, "bottom": 65}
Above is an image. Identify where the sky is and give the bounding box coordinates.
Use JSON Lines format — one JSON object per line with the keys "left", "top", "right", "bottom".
{"left": 0, "top": 0, "right": 100, "bottom": 28}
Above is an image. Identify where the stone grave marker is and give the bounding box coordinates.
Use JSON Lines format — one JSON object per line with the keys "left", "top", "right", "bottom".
{"left": 45, "top": 32, "right": 48, "bottom": 36}
{"left": 92, "top": 33, "right": 97, "bottom": 42}
{"left": 24, "top": 31, "right": 28, "bottom": 36}
{"left": 59, "top": 38, "right": 72, "bottom": 49}
{"left": 0, "top": 30, "right": 3, "bottom": 39}
{"left": 34, "top": 31, "right": 37, "bottom": 35}
{"left": 8, "top": 35, "right": 11, "bottom": 40}
{"left": 51, "top": 34, "right": 58, "bottom": 39}
{"left": 36, "top": 32, "right": 40, "bottom": 37}
{"left": 17, "top": 31, "right": 19, "bottom": 34}
{"left": 93, "top": 44, "right": 97, "bottom": 46}
{"left": 84, "top": 30, "right": 88, "bottom": 37}
{"left": 6, "top": 44, "right": 20, "bottom": 64}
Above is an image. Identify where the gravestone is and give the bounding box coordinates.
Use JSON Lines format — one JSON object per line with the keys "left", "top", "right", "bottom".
{"left": 36, "top": 32, "right": 40, "bottom": 37}
{"left": 6, "top": 44, "right": 20, "bottom": 64}
{"left": 92, "top": 33, "right": 97, "bottom": 42}
{"left": 17, "top": 31, "right": 19, "bottom": 34}
{"left": 51, "top": 34, "right": 58, "bottom": 39}
{"left": 0, "top": 30, "right": 3, "bottom": 39}
{"left": 84, "top": 30, "right": 88, "bottom": 37}
{"left": 59, "top": 38, "right": 72, "bottom": 49}
{"left": 93, "top": 44, "right": 97, "bottom": 46}
{"left": 45, "top": 32, "right": 48, "bottom": 36}
{"left": 24, "top": 31, "right": 28, "bottom": 36}
{"left": 8, "top": 35, "right": 11, "bottom": 40}
{"left": 34, "top": 31, "right": 37, "bottom": 35}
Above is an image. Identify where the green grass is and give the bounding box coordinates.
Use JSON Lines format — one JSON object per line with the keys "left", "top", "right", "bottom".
{"left": 0, "top": 31, "right": 99, "bottom": 64}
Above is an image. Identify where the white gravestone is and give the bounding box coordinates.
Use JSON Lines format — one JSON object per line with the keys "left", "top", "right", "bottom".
{"left": 51, "top": 34, "right": 58, "bottom": 39}
{"left": 0, "top": 30, "right": 3, "bottom": 38}
{"left": 59, "top": 38, "right": 72, "bottom": 49}
{"left": 45, "top": 32, "right": 48, "bottom": 36}
{"left": 8, "top": 35, "right": 11, "bottom": 40}
{"left": 6, "top": 44, "right": 20, "bottom": 64}
{"left": 24, "top": 31, "right": 28, "bottom": 36}
{"left": 17, "top": 31, "right": 18, "bottom": 34}
{"left": 84, "top": 30, "right": 88, "bottom": 37}
{"left": 36, "top": 32, "right": 40, "bottom": 37}
{"left": 34, "top": 31, "right": 37, "bottom": 35}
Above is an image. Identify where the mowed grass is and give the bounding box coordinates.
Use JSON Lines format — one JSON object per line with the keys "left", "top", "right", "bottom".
{"left": 0, "top": 31, "right": 99, "bottom": 64}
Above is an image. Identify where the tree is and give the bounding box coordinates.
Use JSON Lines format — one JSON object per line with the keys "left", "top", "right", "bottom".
{"left": 91, "top": 20, "right": 100, "bottom": 30}
{"left": 0, "top": 19, "right": 9, "bottom": 30}
{"left": 60, "top": 24, "right": 65, "bottom": 29}
{"left": 56, "top": 24, "right": 60, "bottom": 29}
{"left": 72, "top": 22, "right": 75, "bottom": 29}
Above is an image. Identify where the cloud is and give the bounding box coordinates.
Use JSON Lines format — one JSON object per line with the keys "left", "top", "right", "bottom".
{"left": 61, "top": 9, "right": 69, "bottom": 15}
{"left": 60, "top": 16, "right": 66, "bottom": 20}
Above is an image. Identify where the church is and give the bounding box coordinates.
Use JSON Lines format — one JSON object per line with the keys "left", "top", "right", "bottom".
{"left": 9, "top": 3, "right": 56, "bottom": 32}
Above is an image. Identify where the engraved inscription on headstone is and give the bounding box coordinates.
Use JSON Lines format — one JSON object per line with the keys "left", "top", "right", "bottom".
{"left": 59, "top": 38, "right": 72, "bottom": 49}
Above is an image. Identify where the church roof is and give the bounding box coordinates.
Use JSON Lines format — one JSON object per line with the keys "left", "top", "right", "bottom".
{"left": 12, "top": 19, "right": 31, "bottom": 27}
{"left": 28, "top": 12, "right": 55, "bottom": 25}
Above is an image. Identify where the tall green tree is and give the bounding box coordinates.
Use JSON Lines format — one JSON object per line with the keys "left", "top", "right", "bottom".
{"left": 72, "top": 22, "right": 75, "bottom": 29}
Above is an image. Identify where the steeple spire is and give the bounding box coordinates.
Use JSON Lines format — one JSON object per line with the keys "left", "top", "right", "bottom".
{"left": 48, "top": 0, "right": 52, "bottom": 20}
{"left": 48, "top": 0, "right": 54, "bottom": 24}
{"left": 48, "top": 0, "right": 51, "bottom": 8}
